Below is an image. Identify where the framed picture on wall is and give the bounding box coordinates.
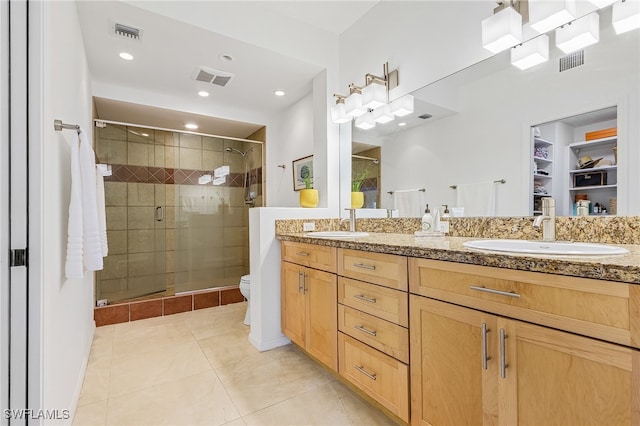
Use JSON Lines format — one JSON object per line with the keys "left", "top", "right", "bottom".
{"left": 292, "top": 155, "right": 313, "bottom": 191}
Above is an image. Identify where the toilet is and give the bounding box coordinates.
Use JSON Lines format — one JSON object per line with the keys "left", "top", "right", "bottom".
{"left": 239, "top": 274, "right": 251, "bottom": 325}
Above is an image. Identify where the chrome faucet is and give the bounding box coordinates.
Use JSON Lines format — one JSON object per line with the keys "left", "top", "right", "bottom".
{"left": 340, "top": 208, "right": 357, "bottom": 232}
{"left": 533, "top": 198, "right": 556, "bottom": 241}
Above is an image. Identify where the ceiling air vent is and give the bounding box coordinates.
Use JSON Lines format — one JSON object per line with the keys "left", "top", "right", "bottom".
{"left": 559, "top": 50, "right": 584, "bottom": 72}
{"left": 192, "top": 66, "right": 234, "bottom": 87}
{"left": 418, "top": 113, "right": 433, "bottom": 120}
{"left": 113, "top": 22, "right": 142, "bottom": 40}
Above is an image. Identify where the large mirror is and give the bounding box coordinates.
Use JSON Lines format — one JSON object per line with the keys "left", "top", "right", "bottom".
{"left": 352, "top": 6, "right": 639, "bottom": 217}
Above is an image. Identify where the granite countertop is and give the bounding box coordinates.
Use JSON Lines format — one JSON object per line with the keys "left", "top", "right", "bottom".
{"left": 277, "top": 232, "right": 640, "bottom": 285}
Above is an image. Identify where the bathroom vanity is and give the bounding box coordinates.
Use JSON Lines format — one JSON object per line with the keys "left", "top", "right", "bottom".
{"left": 278, "top": 231, "right": 640, "bottom": 425}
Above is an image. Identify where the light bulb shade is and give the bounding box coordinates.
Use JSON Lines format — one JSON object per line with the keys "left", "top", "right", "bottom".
{"left": 511, "top": 34, "right": 550, "bottom": 70}
{"left": 482, "top": 6, "right": 523, "bottom": 53}
{"left": 331, "top": 103, "right": 352, "bottom": 123}
{"left": 372, "top": 104, "right": 394, "bottom": 124}
{"left": 529, "top": 0, "right": 577, "bottom": 33}
{"left": 361, "top": 83, "right": 387, "bottom": 109}
{"left": 390, "top": 94, "right": 414, "bottom": 117}
{"left": 344, "top": 92, "right": 367, "bottom": 118}
{"left": 354, "top": 113, "right": 376, "bottom": 130}
{"left": 613, "top": 0, "right": 640, "bottom": 34}
{"left": 586, "top": 0, "right": 617, "bottom": 8}
{"left": 556, "top": 13, "right": 599, "bottom": 53}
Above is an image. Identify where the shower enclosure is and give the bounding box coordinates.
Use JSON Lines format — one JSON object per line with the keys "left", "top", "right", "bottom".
{"left": 95, "top": 122, "right": 263, "bottom": 304}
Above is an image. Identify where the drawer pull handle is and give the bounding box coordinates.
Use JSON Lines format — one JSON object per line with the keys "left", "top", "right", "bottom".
{"left": 353, "top": 263, "right": 376, "bottom": 270}
{"left": 481, "top": 323, "right": 491, "bottom": 370}
{"left": 354, "top": 294, "right": 377, "bottom": 304}
{"left": 355, "top": 325, "right": 377, "bottom": 337}
{"left": 500, "top": 328, "right": 509, "bottom": 379}
{"left": 470, "top": 285, "right": 520, "bottom": 298}
{"left": 354, "top": 365, "right": 377, "bottom": 381}
{"left": 296, "top": 252, "right": 310, "bottom": 257}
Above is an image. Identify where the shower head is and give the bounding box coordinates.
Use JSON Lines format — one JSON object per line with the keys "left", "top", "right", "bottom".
{"left": 225, "top": 147, "right": 254, "bottom": 157}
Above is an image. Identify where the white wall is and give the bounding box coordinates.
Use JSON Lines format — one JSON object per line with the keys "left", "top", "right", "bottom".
{"left": 269, "top": 93, "right": 315, "bottom": 206}
{"left": 339, "top": 1, "right": 495, "bottom": 100}
{"left": 35, "top": 2, "right": 95, "bottom": 422}
{"left": 379, "top": 25, "right": 639, "bottom": 217}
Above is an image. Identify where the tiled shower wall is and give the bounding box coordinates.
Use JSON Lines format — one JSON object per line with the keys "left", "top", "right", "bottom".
{"left": 96, "top": 123, "right": 262, "bottom": 304}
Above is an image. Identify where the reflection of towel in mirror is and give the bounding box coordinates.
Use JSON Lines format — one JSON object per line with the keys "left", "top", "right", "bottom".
{"left": 393, "top": 190, "right": 426, "bottom": 218}
{"left": 455, "top": 181, "right": 496, "bottom": 217}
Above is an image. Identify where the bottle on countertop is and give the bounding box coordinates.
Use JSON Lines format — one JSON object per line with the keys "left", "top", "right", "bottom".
{"left": 422, "top": 204, "right": 433, "bottom": 232}
{"left": 442, "top": 205, "right": 451, "bottom": 218}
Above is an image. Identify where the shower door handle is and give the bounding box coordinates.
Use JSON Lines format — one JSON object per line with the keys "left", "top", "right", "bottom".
{"left": 155, "top": 206, "right": 164, "bottom": 222}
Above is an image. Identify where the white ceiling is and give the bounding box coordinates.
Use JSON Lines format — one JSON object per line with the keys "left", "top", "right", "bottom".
{"left": 76, "top": 1, "right": 378, "bottom": 138}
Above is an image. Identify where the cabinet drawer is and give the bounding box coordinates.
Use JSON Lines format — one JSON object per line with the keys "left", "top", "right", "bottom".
{"left": 281, "top": 241, "right": 337, "bottom": 273}
{"left": 339, "top": 277, "right": 408, "bottom": 327}
{"left": 409, "top": 258, "right": 639, "bottom": 348}
{"left": 338, "top": 249, "right": 407, "bottom": 290}
{"left": 339, "top": 333, "right": 409, "bottom": 422}
{"left": 338, "top": 305, "right": 409, "bottom": 363}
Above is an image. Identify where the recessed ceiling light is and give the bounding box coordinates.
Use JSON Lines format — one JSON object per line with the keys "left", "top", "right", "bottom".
{"left": 398, "top": 122, "right": 407, "bottom": 127}
{"left": 185, "top": 123, "right": 198, "bottom": 130}
{"left": 119, "top": 52, "right": 134, "bottom": 61}
{"left": 219, "top": 54, "right": 233, "bottom": 62}
{"left": 198, "top": 91, "right": 209, "bottom": 97}
{"left": 274, "top": 90, "right": 285, "bottom": 97}
{"left": 141, "top": 133, "right": 149, "bottom": 137}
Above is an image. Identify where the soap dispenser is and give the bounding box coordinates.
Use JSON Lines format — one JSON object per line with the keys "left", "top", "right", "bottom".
{"left": 442, "top": 205, "right": 451, "bottom": 218}
{"left": 422, "top": 204, "right": 433, "bottom": 232}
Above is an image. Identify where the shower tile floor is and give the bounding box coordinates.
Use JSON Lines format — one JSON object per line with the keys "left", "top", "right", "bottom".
{"left": 73, "top": 302, "right": 396, "bottom": 426}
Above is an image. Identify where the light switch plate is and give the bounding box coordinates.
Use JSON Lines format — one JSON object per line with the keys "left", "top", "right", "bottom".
{"left": 303, "top": 222, "right": 316, "bottom": 231}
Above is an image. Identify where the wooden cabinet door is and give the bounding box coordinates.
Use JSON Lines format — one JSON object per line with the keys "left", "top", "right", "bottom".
{"left": 281, "top": 261, "right": 306, "bottom": 347}
{"left": 501, "top": 319, "right": 640, "bottom": 426}
{"left": 410, "top": 295, "right": 499, "bottom": 426}
{"left": 305, "top": 267, "right": 338, "bottom": 371}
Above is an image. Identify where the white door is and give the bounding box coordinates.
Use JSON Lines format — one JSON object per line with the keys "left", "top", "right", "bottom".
{"left": 1, "top": 1, "right": 30, "bottom": 423}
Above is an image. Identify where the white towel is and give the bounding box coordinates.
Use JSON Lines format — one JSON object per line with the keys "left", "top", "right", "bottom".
{"left": 96, "top": 168, "right": 108, "bottom": 257}
{"left": 79, "top": 128, "right": 104, "bottom": 271}
{"left": 455, "top": 181, "right": 496, "bottom": 217}
{"left": 65, "top": 131, "right": 84, "bottom": 278}
{"left": 65, "top": 128, "right": 106, "bottom": 278}
{"left": 393, "top": 190, "right": 426, "bottom": 218}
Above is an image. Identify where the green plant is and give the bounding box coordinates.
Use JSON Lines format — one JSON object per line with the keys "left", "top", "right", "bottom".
{"left": 300, "top": 165, "right": 313, "bottom": 189}
{"left": 352, "top": 169, "right": 369, "bottom": 192}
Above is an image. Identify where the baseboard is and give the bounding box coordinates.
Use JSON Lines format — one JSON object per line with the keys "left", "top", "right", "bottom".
{"left": 69, "top": 321, "right": 96, "bottom": 425}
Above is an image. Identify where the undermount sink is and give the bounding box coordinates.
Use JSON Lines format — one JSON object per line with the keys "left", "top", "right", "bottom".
{"left": 463, "top": 239, "right": 629, "bottom": 256}
{"left": 305, "top": 231, "right": 369, "bottom": 238}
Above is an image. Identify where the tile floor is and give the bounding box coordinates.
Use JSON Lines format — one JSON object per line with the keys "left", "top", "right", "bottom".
{"left": 73, "top": 302, "right": 396, "bottom": 426}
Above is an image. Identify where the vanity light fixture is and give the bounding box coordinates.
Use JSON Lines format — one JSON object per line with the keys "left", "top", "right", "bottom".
{"left": 612, "top": 0, "right": 640, "bottom": 34}
{"left": 529, "top": 0, "right": 576, "bottom": 34}
{"left": 481, "top": 4, "right": 523, "bottom": 53}
{"left": 556, "top": 13, "right": 600, "bottom": 54}
{"left": 332, "top": 62, "right": 402, "bottom": 128}
{"left": 511, "top": 34, "right": 550, "bottom": 69}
